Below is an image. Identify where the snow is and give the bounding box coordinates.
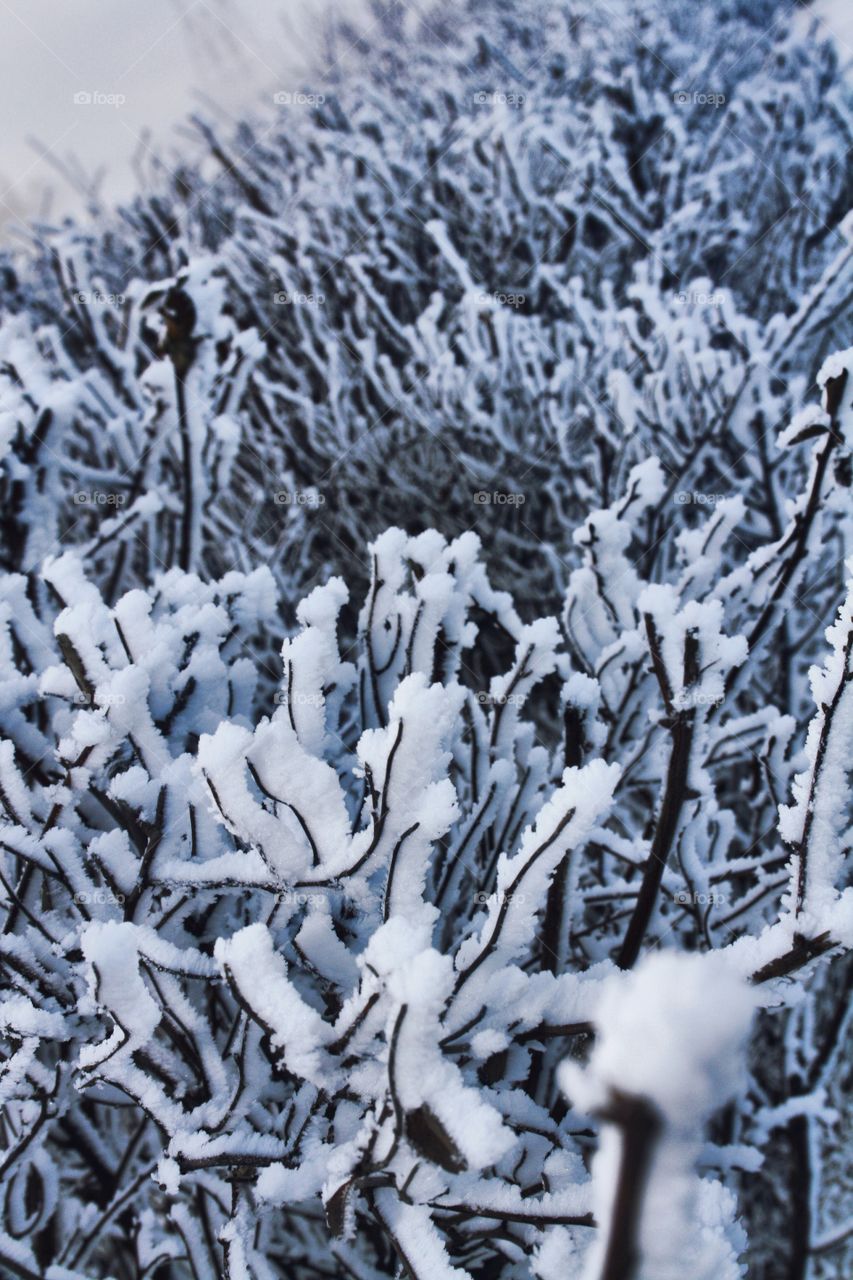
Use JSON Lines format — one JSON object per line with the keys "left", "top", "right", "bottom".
{"left": 532, "top": 1226, "right": 583, "bottom": 1279}
{"left": 0, "top": 3, "right": 851, "bottom": 1276}
{"left": 0, "top": 996, "right": 67, "bottom": 1041}
{"left": 455, "top": 759, "right": 621, "bottom": 982}
{"left": 215, "top": 923, "right": 334, "bottom": 1088}
{"left": 79, "top": 921, "right": 162, "bottom": 1066}
{"left": 389, "top": 949, "right": 515, "bottom": 1170}
{"left": 563, "top": 952, "right": 755, "bottom": 1280}
{"left": 373, "top": 1192, "right": 473, "bottom": 1280}
{"left": 778, "top": 564, "right": 853, "bottom": 918}
{"left": 563, "top": 952, "right": 755, "bottom": 1126}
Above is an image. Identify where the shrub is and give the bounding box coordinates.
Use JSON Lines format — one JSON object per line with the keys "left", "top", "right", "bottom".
{"left": 0, "top": 356, "right": 851, "bottom": 1278}
{"left": 1, "top": 1, "right": 850, "bottom": 618}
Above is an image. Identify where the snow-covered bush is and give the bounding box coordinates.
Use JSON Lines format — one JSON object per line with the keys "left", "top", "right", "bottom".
{"left": 0, "top": 1, "right": 851, "bottom": 1274}
{"left": 1, "top": 355, "right": 851, "bottom": 1278}
{"left": 1, "top": 0, "right": 851, "bottom": 615}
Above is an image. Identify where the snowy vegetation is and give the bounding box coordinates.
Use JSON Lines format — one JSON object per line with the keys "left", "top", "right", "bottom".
{"left": 0, "top": 2, "right": 851, "bottom": 1278}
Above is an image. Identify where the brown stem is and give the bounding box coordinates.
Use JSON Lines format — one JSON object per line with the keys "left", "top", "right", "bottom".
{"left": 176, "top": 371, "right": 194, "bottom": 573}
{"left": 617, "top": 626, "right": 698, "bottom": 969}
{"left": 750, "top": 932, "right": 835, "bottom": 984}
{"left": 597, "top": 1090, "right": 663, "bottom": 1280}
{"left": 746, "top": 370, "right": 847, "bottom": 660}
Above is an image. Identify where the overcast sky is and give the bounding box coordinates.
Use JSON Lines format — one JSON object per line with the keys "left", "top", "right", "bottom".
{"left": 0, "top": 0, "right": 848, "bottom": 238}
{"left": 0, "top": 0, "right": 371, "bottom": 234}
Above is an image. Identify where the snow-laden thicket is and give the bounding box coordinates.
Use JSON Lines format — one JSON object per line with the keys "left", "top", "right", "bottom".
{"left": 1, "top": 0, "right": 851, "bottom": 614}
{"left": 0, "top": 356, "right": 851, "bottom": 1279}
{"left": 0, "top": 1, "right": 852, "bottom": 1277}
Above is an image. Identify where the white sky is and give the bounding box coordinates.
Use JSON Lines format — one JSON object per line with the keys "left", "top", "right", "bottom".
{"left": 0, "top": 0, "right": 370, "bottom": 234}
